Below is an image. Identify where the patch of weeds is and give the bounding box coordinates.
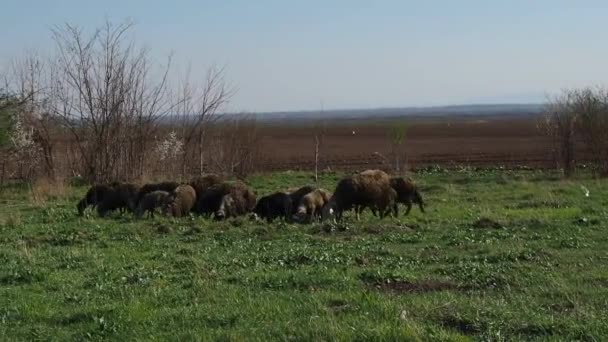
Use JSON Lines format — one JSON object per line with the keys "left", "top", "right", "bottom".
{"left": 557, "top": 236, "right": 589, "bottom": 249}
{"left": 515, "top": 322, "right": 559, "bottom": 338}
{"left": 359, "top": 270, "right": 459, "bottom": 294}
{"left": 155, "top": 223, "right": 173, "bottom": 235}
{"left": 511, "top": 199, "right": 570, "bottom": 210}
{"left": 438, "top": 314, "right": 479, "bottom": 335}
{"left": 573, "top": 216, "right": 600, "bottom": 226}
{"left": 325, "top": 299, "right": 358, "bottom": 314}
{"left": 381, "top": 231, "right": 424, "bottom": 244}
{"left": 310, "top": 221, "right": 351, "bottom": 234}
{"left": 1, "top": 213, "right": 22, "bottom": 229}
{"left": 0, "top": 266, "right": 45, "bottom": 285}
{"left": 183, "top": 225, "right": 203, "bottom": 235}
{"left": 437, "top": 261, "right": 512, "bottom": 290}
{"left": 246, "top": 272, "right": 344, "bottom": 291}
{"left": 201, "top": 313, "right": 238, "bottom": 328}
{"left": 472, "top": 217, "right": 503, "bottom": 229}
{"left": 41, "top": 206, "right": 73, "bottom": 223}
{"left": 46, "top": 230, "right": 97, "bottom": 246}
{"left": 513, "top": 218, "right": 548, "bottom": 230}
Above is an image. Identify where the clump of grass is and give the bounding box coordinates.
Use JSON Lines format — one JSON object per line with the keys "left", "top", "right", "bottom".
{"left": 29, "top": 178, "right": 68, "bottom": 206}
{"left": 1, "top": 212, "right": 22, "bottom": 229}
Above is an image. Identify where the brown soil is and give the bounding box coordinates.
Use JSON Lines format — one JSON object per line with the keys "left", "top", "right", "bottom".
{"left": 254, "top": 115, "right": 587, "bottom": 171}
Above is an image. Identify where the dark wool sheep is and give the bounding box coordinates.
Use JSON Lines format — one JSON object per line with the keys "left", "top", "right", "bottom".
{"left": 215, "top": 183, "right": 257, "bottom": 220}
{"left": 77, "top": 184, "right": 113, "bottom": 215}
{"left": 189, "top": 174, "right": 223, "bottom": 198}
{"left": 285, "top": 185, "right": 316, "bottom": 215}
{"left": 322, "top": 169, "right": 397, "bottom": 221}
{"left": 195, "top": 181, "right": 256, "bottom": 219}
{"left": 135, "top": 182, "right": 179, "bottom": 206}
{"left": 293, "top": 188, "right": 332, "bottom": 223}
{"left": 252, "top": 192, "right": 293, "bottom": 222}
{"left": 194, "top": 182, "right": 232, "bottom": 217}
{"left": 390, "top": 177, "right": 425, "bottom": 215}
{"left": 96, "top": 183, "right": 140, "bottom": 217}
{"left": 162, "top": 185, "right": 197, "bottom": 217}
{"left": 135, "top": 190, "right": 170, "bottom": 218}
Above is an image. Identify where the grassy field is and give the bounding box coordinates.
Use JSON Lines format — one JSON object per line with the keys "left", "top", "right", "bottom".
{"left": 1, "top": 169, "right": 607, "bottom": 341}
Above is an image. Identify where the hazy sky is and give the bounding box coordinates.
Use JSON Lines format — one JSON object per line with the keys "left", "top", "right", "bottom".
{"left": 2, "top": 0, "right": 608, "bottom": 112}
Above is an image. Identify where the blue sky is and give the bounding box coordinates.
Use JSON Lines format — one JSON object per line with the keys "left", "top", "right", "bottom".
{"left": 2, "top": 0, "right": 608, "bottom": 112}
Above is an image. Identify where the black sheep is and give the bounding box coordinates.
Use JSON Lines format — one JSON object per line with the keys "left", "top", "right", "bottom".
{"left": 97, "top": 183, "right": 139, "bottom": 217}
{"left": 76, "top": 184, "right": 113, "bottom": 216}
{"left": 135, "top": 182, "right": 179, "bottom": 207}
{"left": 252, "top": 192, "right": 293, "bottom": 222}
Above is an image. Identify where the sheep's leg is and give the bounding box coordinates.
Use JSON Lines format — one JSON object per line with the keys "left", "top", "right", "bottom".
{"left": 405, "top": 201, "right": 412, "bottom": 216}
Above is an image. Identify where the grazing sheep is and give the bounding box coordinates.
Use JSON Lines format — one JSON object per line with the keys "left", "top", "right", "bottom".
{"left": 252, "top": 192, "right": 293, "bottom": 222}
{"left": 322, "top": 169, "right": 397, "bottom": 221}
{"left": 97, "top": 183, "right": 140, "bottom": 217}
{"left": 293, "top": 188, "right": 332, "bottom": 223}
{"left": 135, "top": 190, "right": 170, "bottom": 218}
{"left": 77, "top": 184, "right": 113, "bottom": 215}
{"left": 285, "top": 185, "right": 316, "bottom": 215}
{"left": 195, "top": 181, "right": 256, "bottom": 220}
{"left": 135, "top": 182, "right": 179, "bottom": 207}
{"left": 189, "top": 174, "right": 223, "bottom": 198}
{"left": 194, "top": 182, "right": 232, "bottom": 217}
{"left": 162, "top": 185, "right": 197, "bottom": 217}
{"left": 215, "top": 183, "right": 257, "bottom": 220}
{"left": 390, "top": 177, "right": 425, "bottom": 215}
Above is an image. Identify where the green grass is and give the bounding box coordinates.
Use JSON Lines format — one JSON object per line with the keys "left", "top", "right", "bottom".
{"left": 1, "top": 169, "right": 608, "bottom": 341}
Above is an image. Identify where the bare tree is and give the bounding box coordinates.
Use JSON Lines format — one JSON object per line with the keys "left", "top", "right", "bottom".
{"left": 540, "top": 90, "right": 579, "bottom": 177}
{"left": 572, "top": 87, "right": 608, "bottom": 176}
{"left": 9, "top": 52, "right": 57, "bottom": 179}
{"left": 313, "top": 103, "right": 327, "bottom": 184}
{"left": 203, "top": 114, "right": 259, "bottom": 177}
{"left": 49, "top": 20, "right": 174, "bottom": 182}
{"left": 387, "top": 122, "right": 408, "bottom": 174}
{"left": 178, "top": 65, "right": 234, "bottom": 177}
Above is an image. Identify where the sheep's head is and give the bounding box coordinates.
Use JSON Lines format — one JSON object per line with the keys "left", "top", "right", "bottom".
{"left": 321, "top": 198, "right": 337, "bottom": 221}
{"left": 216, "top": 195, "right": 235, "bottom": 220}
{"left": 413, "top": 190, "right": 425, "bottom": 213}
{"left": 161, "top": 194, "right": 176, "bottom": 216}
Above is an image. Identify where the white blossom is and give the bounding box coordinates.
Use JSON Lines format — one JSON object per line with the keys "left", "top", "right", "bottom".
{"left": 155, "top": 131, "right": 184, "bottom": 162}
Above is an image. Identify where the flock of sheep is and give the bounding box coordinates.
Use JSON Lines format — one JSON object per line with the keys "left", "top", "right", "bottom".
{"left": 76, "top": 169, "right": 425, "bottom": 223}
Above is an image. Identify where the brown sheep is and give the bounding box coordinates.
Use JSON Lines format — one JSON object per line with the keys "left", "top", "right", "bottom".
{"left": 215, "top": 183, "right": 257, "bottom": 220}
{"left": 322, "top": 169, "right": 397, "bottom": 221}
{"left": 195, "top": 181, "right": 256, "bottom": 220}
{"left": 285, "top": 185, "right": 316, "bottom": 215}
{"left": 293, "top": 188, "right": 332, "bottom": 223}
{"left": 162, "top": 185, "right": 197, "bottom": 217}
{"left": 390, "top": 177, "right": 425, "bottom": 215}
{"left": 135, "top": 190, "right": 170, "bottom": 218}
{"left": 97, "top": 183, "right": 140, "bottom": 217}
{"left": 189, "top": 174, "right": 223, "bottom": 198}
